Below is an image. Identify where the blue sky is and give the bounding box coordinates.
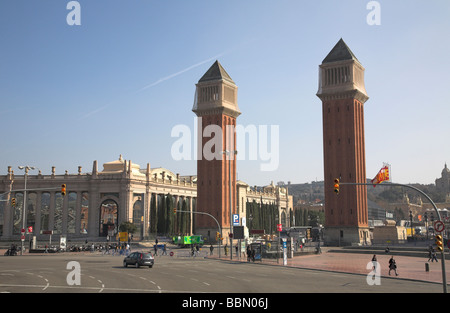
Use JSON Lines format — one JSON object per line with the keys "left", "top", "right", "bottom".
{"left": 1, "top": 0, "right": 450, "bottom": 186}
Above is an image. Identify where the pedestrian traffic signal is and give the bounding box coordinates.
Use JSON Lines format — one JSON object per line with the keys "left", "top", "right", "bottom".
{"left": 333, "top": 178, "right": 340, "bottom": 195}
{"left": 61, "top": 184, "right": 66, "bottom": 196}
{"left": 11, "top": 198, "right": 16, "bottom": 207}
{"left": 435, "top": 234, "right": 443, "bottom": 252}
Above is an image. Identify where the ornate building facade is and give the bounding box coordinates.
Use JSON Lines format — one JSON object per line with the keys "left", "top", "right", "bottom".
{"left": 0, "top": 156, "right": 197, "bottom": 241}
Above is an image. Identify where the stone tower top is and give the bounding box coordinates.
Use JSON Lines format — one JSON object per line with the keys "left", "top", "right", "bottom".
{"left": 316, "top": 38, "right": 369, "bottom": 104}
{"left": 192, "top": 60, "right": 240, "bottom": 118}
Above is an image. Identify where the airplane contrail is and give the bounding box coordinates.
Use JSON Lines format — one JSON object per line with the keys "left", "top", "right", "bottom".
{"left": 79, "top": 51, "right": 229, "bottom": 120}
{"left": 138, "top": 52, "right": 227, "bottom": 92}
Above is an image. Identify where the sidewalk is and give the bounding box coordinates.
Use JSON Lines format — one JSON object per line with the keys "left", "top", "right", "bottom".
{"left": 210, "top": 250, "right": 449, "bottom": 285}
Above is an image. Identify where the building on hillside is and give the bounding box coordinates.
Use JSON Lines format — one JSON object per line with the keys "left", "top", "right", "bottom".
{"left": 436, "top": 163, "right": 450, "bottom": 196}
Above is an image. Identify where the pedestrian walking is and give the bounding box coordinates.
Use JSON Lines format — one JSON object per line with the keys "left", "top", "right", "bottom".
{"left": 224, "top": 244, "right": 228, "bottom": 256}
{"left": 209, "top": 244, "right": 214, "bottom": 256}
{"left": 431, "top": 250, "right": 438, "bottom": 262}
{"left": 246, "top": 245, "right": 251, "bottom": 262}
{"left": 388, "top": 256, "right": 398, "bottom": 276}
{"left": 371, "top": 254, "right": 377, "bottom": 271}
{"left": 162, "top": 244, "right": 167, "bottom": 256}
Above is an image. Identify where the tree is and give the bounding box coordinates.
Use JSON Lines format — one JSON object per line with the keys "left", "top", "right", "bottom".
{"left": 166, "top": 194, "right": 174, "bottom": 235}
{"left": 119, "top": 221, "right": 138, "bottom": 234}
{"left": 150, "top": 194, "right": 157, "bottom": 234}
{"left": 157, "top": 194, "right": 166, "bottom": 234}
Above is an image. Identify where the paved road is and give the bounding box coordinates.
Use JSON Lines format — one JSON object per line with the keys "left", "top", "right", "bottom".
{"left": 0, "top": 251, "right": 443, "bottom": 293}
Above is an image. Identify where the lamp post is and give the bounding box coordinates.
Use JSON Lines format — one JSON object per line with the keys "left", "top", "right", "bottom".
{"left": 17, "top": 166, "right": 36, "bottom": 255}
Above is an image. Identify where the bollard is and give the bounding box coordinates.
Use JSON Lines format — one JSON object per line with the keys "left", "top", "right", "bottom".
{"left": 425, "top": 262, "right": 430, "bottom": 272}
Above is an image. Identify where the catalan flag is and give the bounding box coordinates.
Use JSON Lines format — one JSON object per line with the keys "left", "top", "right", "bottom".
{"left": 372, "top": 164, "right": 391, "bottom": 186}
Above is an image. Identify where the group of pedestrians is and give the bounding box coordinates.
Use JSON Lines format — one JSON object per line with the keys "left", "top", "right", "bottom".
{"left": 246, "top": 246, "right": 256, "bottom": 262}
{"left": 153, "top": 238, "right": 168, "bottom": 256}
{"left": 370, "top": 254, "right": 399, "bottom": 276}
{"left": 371, "top": 244, "right": 443, "bottom": 277}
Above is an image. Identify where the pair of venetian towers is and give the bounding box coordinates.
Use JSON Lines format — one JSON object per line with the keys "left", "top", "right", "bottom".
{"left": 193, "top": 38, "right": 370, "bottom": 245}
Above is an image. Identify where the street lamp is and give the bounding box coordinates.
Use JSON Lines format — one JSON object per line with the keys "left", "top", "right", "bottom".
{"left": 17, "top": 166, "right": 36, "bottom": 255}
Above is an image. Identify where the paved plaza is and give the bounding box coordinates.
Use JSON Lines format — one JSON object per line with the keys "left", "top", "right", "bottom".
{"left": 210, "top": 248, "right": 448, "bottom": 287}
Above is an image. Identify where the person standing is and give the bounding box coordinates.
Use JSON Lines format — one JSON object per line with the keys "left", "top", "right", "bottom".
{"left": 388, "top": 256, "right": 398, "bottom": 276}
{"left": 431, "top": 250, "right": 438, "bottom": 262}
{"left": 371, "top": 254, "right": 377, "bottom": 271}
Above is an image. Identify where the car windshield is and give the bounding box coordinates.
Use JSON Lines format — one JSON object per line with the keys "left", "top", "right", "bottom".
{"left": 142, "top": 253, "right": 153, "bottom": 258}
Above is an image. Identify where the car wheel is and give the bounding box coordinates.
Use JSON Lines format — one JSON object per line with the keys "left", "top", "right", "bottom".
{"left": 149, "top": 265, "right": 153, "bottom": 268}
{"left": 123, "top": 261, "right": 127, "bottom": 268}
{"left": 135, "top": 262, "right": 140, "bottom": 268}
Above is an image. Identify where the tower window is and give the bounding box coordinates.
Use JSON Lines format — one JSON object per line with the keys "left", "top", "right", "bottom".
{"left": 199, "top": 86, "right": 219, "bottom": 103}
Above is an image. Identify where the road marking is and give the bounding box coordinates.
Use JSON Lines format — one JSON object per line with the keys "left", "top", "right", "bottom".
{"left": 43, "top": 279, "right": 49, "bottom": 291}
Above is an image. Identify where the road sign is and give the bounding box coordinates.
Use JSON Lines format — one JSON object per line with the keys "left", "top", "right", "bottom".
{"left": 277, "top": 224, "right": 282, "bottom": 232}
{"left": 233, "top": 214, "right": 239, "bottom": 226}
{"left": 434, "top": 220, "right": 445, "bottom": 233}
{"left": 118, "top": 232, "right": 128, "bottom": 242}
{"left": 27, "top": 226, "right": 33, "bottom": 233}
{"left": 234, "top": 226, "right": 244, "bottom": 239}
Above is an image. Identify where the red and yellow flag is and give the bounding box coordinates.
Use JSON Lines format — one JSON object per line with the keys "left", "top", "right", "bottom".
{"left": 372, "top": 164, "right": 390, "bottom": 186}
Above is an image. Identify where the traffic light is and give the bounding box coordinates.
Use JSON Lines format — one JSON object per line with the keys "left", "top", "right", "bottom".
{"left": 61, "top": 184, "right": 66, "bottom": 196}
{"left": 11, "top": 198, "right": 16, "bottom": 207}
{"left": 173, "top": 208, "right": 177, "bottom": 214}
{"left": 333, "top": 178, "right": 340, "bottom": 195}
{"left": 436, "top": 234, "right": 444, "bottom": 252}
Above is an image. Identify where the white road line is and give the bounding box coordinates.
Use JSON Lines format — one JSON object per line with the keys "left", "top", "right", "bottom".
{"left": 43, "top": 279, "right": 49, "bottom": 291}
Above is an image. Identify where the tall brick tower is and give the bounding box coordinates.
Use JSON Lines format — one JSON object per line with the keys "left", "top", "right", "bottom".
{"left": 192, "top": 60, "right": 240, "bottom": 240}
{"left": 316, "top": 39, "right": 370, "bottom": 245}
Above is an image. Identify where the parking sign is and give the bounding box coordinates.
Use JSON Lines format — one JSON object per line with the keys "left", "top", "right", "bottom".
{"left": 233, "top": 214, "right": 239, "bottom": 226}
